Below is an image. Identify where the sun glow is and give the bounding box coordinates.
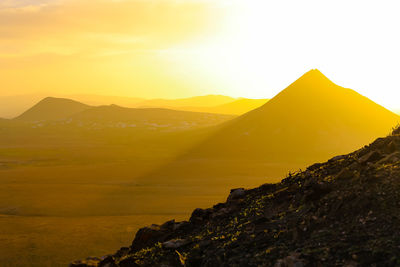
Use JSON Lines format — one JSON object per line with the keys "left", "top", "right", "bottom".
{"left": 1, "top": 0, "right": 400, "bottom": 110}
{"left": 160, "top": 0, "right": 400, "bottom": 110}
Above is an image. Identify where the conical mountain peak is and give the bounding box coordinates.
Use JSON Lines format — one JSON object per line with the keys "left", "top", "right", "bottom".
{"left": 290, "top": 69, "right": 335, "bottom": 89}
{"left": 15, "top": 97, "right": 91, "bottom": 121}
{"left": 303, "top": 68, "right": 326, "bottom": 78}
{"left": 178, "top": 69, "right": 400, "bottom": 164}
{"left": 267, "top": 69, "right": 339, "bottom": 103}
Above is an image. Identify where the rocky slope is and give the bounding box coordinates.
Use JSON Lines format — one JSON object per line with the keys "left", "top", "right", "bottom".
{"left": 71, "top": 128, "right": 400, "bottom": 267}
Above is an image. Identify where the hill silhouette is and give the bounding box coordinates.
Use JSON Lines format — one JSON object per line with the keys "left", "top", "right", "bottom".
{"left": 69, "top": 104, "right": 235, "bottom": 129}
{"left": 71, "top": 129, "right": 400, "bottom": 266}
{"left": 12, "top": 97, "right": 236, "bottom": 130}
{"left": 140, "top": 69, "right": 400, "bottom": 185}
{"left": 170, "top": 98, "right": 269, "bottom": 115}
{"left": 15, "top": 97, "right": 91, "bottom": 121}
{"left": 1, "top": 94, "right": 266, "bottom": 119}
{"left": 137, "top": 95, "right": 235, "bottom": 109}
{"left": 66, "top": 95, "right": 267, "bottom": 115}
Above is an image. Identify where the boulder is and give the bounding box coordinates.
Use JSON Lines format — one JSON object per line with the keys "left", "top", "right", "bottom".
{"left": 227, "top": 188, "right": 246, "bottom": 202}
{"left": 131, "top": 224, "right": 163, "bottom": 251}
{"left": 98, "top": 255, "right": 117, "bottom": 267}
{"left": 189, "top": 208, "right": 212, "bottom": 224}
{"left": 160, "top": 220, "right": 175, "bottom": 231}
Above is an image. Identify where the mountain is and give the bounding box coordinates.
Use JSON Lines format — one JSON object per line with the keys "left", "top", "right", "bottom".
{"left": 3, "top": 94, "right": 263, "bottom": 120}
{"left": 71, "top": 129, "right": 400, "bottom": 266}
{"left": 141, "top": 70, "right": 400, "bottom": 185}
{"left": 13, "top": 97, "right": 235, "bottom": 130}
{"left": 136, "top": 95, "right": 236, "bottom": 109}
{"left": 192, "top": 69, "right": 399, "bottom": 160}
{"left": 63, "top": 95, "right": 266, "bottom": 115}
{"left": 15, "top": 97, "right": 91, "bottom": 121}
{"left": 69, "top": 104, "right": 235, "bottom": 130}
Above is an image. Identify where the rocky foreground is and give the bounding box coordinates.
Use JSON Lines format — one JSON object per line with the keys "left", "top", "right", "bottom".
{"left": 72, "top": 129, "right": 400, "bottom": 266}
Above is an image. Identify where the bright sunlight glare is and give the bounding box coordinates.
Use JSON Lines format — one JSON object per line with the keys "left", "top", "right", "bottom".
{"left": 161, "top": 0, "right": 400, "bottom": 110}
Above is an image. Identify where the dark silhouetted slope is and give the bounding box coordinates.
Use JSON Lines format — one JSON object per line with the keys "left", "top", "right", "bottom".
{"left": 15, "top": 97, "right": 91, "bottom": 121}
{"left": 72, "top": 130, "right": 400, "bottom": 266}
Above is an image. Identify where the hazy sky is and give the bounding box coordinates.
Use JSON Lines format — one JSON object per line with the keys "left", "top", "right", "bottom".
{"left": 1, "top": 0, "right": 400, "bottom": 110}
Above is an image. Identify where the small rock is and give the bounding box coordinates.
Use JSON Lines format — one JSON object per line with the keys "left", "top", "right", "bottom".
{"left": 160, "top": 220, "right": 175, "bottom": 231}
{"left": 162, "top": 239, "right": 189, "bottom": 249}
{"left": 274, "top": 253, "right": 304, "bottom": 267}
{"left": 329, "top": 155, "right": 346, "bottom": 162}
{"left": 190, "top": 208, "right": 212, "bottom": 224}
{"left": 131, "top": 224, "right": 163, "bottom": 250}
{"left": 114, "top": 247, "right": 130, "bottom": 258}
{"left": 227, "top": 188, "right": 246, "bottom": 202}
{"left": 173, "top": 221, "right": 189, "bottom": 231}
{"left": 99, "top": 255, "right": 117, "bottom": 267}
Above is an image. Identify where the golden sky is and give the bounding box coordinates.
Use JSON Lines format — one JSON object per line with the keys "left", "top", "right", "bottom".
{"left": 1, "top": 0, "right": 400, "bottom": 110}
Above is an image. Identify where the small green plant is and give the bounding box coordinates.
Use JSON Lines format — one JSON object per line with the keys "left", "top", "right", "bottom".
{"left": 175, "top": 250, "right": 187, "bottom": 266}
{"left": 391, "top": 124, "right": 400, "bottom": 136}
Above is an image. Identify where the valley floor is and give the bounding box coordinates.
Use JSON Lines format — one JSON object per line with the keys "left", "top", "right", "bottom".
{"left": 0, "top": 122, "right": 334, "bottom": 266}
{"left": 0, "top": 214, "right": 187, "bottom": 267}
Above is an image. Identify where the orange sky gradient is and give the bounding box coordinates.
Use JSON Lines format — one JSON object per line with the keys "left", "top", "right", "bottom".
{"left": 1, "top": 0, "right": 400, "bottom": 111}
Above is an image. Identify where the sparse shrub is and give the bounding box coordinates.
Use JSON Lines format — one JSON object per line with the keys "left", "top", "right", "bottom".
{"left": 392, "top": 124, "right": 400, "bottom": 136}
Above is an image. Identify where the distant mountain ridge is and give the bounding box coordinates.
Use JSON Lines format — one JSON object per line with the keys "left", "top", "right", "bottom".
{"left": 4, "top": 94, "right": 269, "bottom": 119}
{"left": 166, "top": 98, "right": 269, "bottom": 115}
{"left": 69, "top": 104, "right": 235, "bottom": 129}
{"left": 136, "top": 95, "right": 236, "bottom": 108}
{"left": 135, "top": 95, "right": 269, "bottom": 115}
{"left": 13, "top": 97, "right": 235, "bottom": 131}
